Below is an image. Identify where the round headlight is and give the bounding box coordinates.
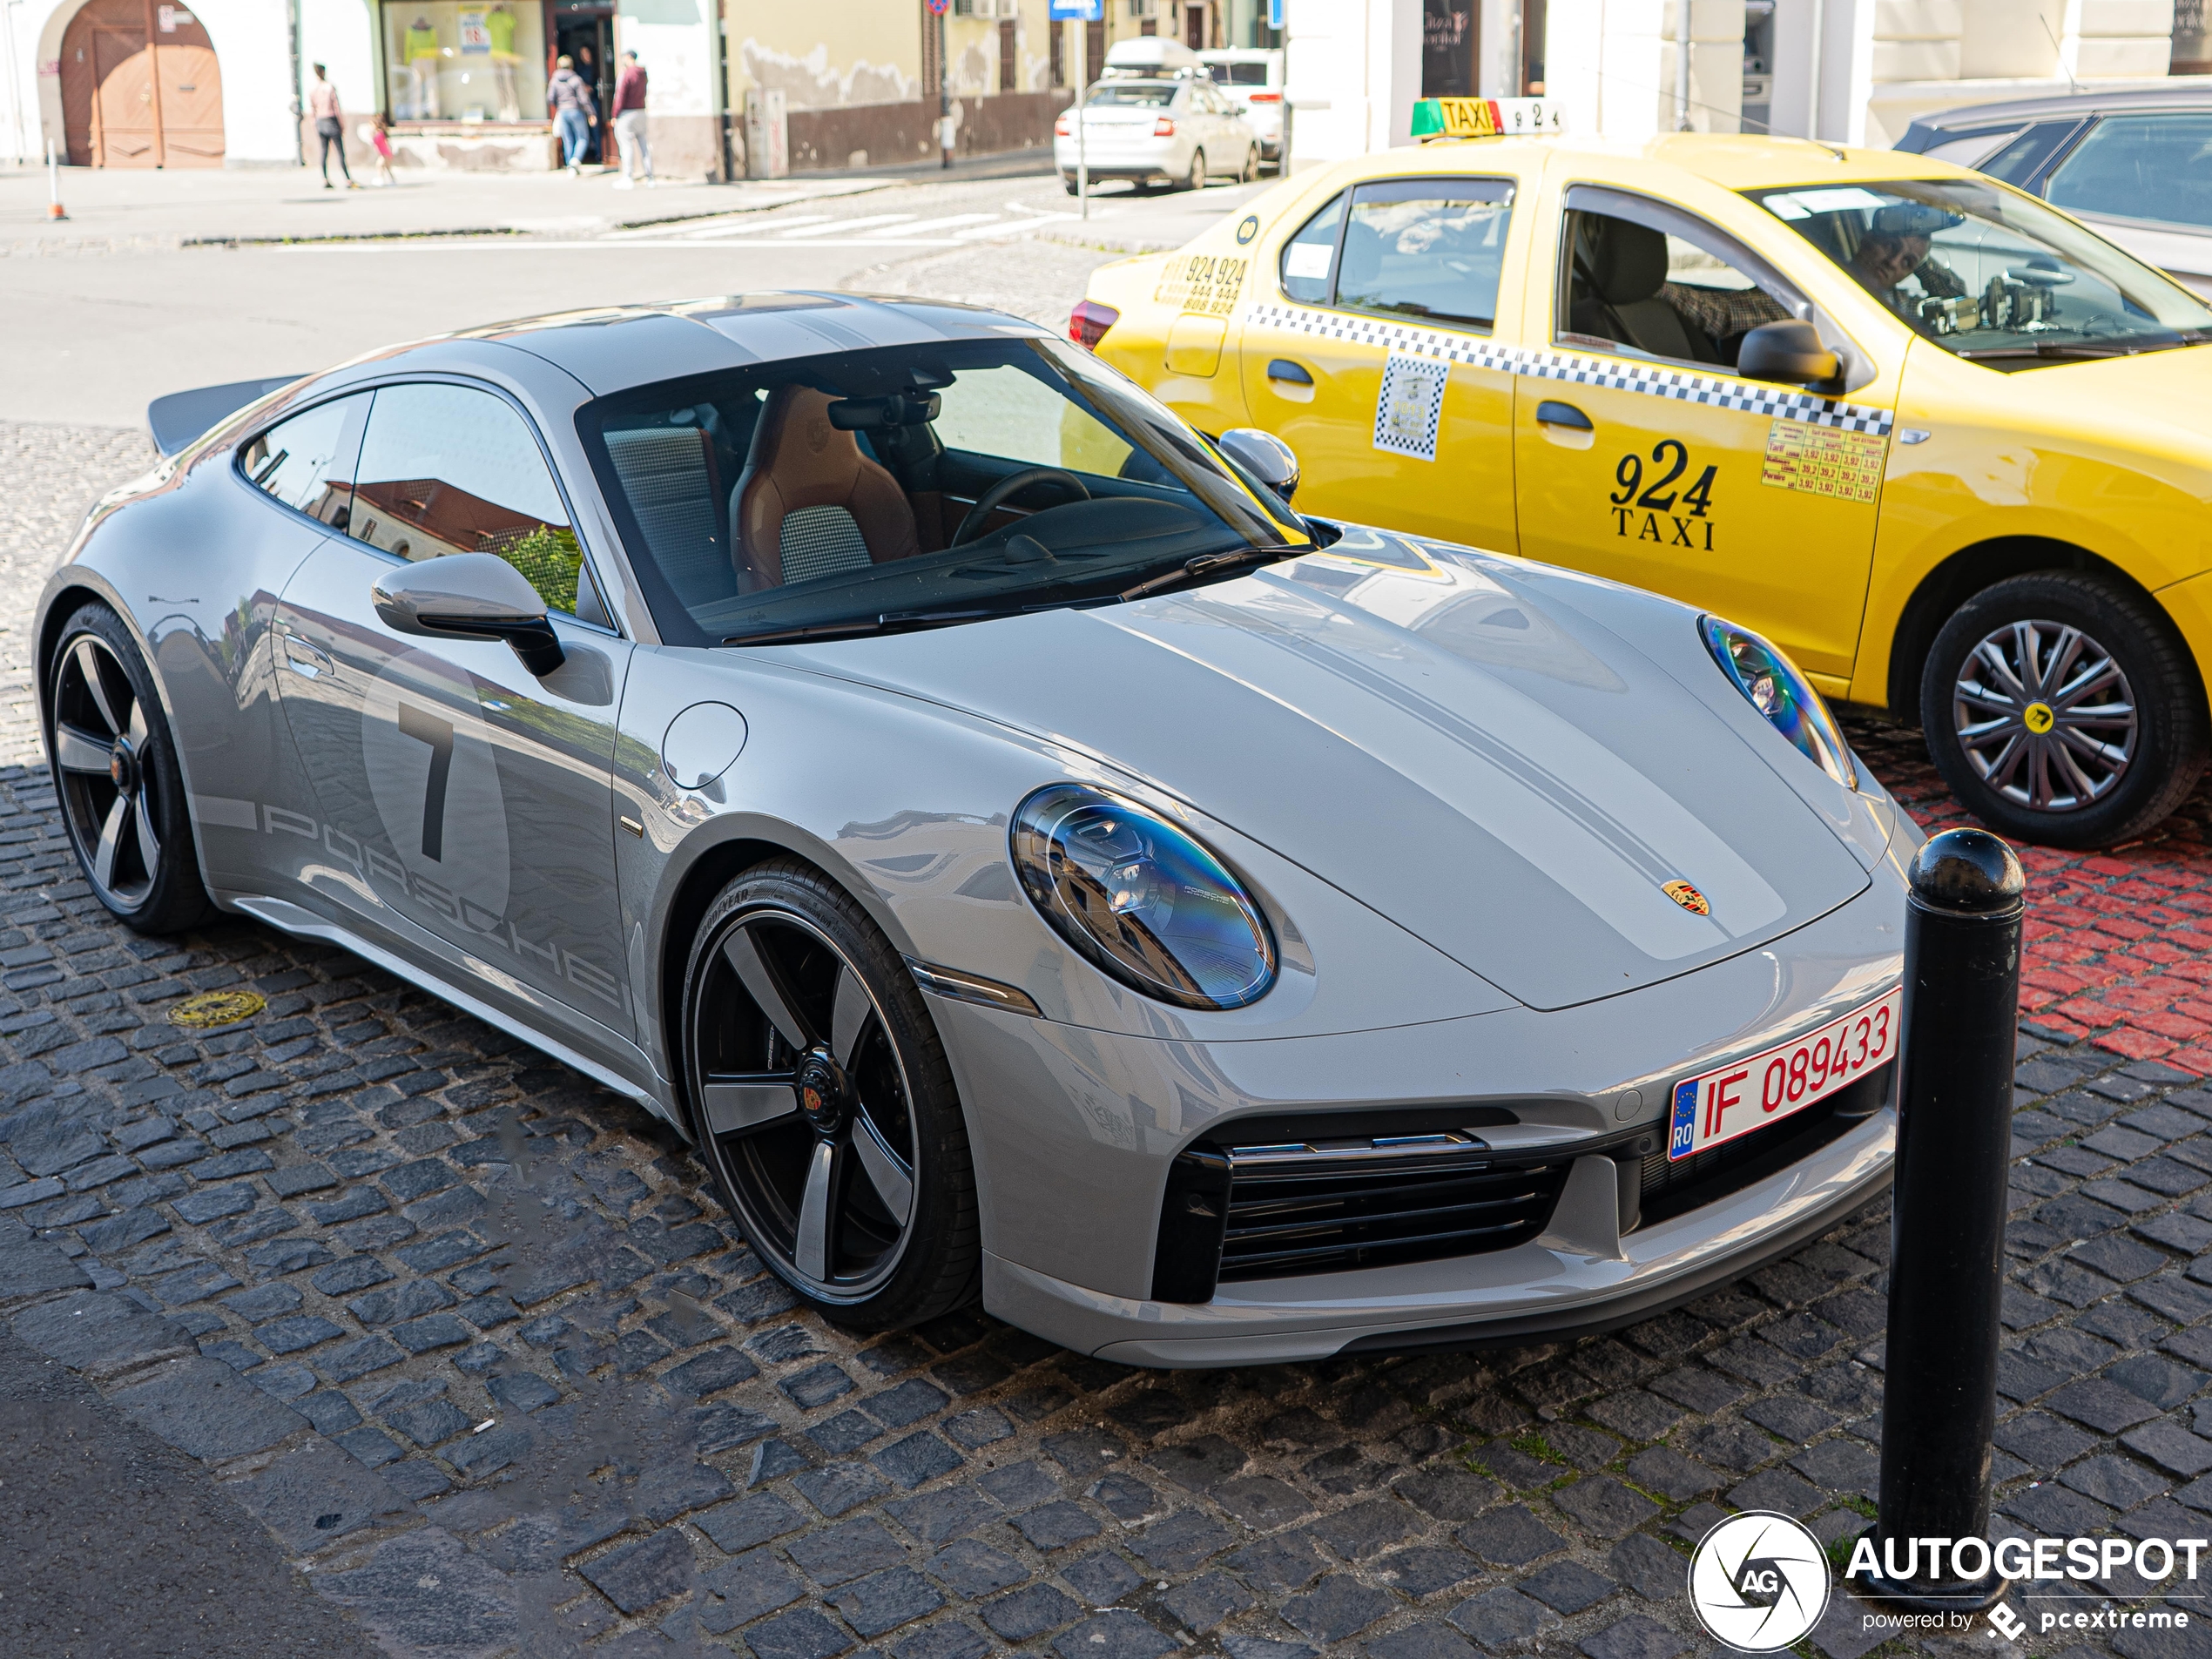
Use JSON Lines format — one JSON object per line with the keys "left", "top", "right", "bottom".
{"left": 1010, "top": 785, "right": 1277, "bottom": 1010}
{"left": 1700, "top": 615, "right": 1857, "bottom": 790}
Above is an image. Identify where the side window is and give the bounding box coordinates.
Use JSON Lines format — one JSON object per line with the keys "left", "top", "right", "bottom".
{"left": 1337, "top": 178, "right": 1514, "bottom": 329}
{"left": 1279, "top": 191, "right": 1345, "bottom": 304}
{"left": 2047, "top": 115, "right": 2212, "bottom": 228}
{"left": 351, "top": 382, "right": 593, "bottom": 618}
{"left": 1273, "top": 180, "right": 1513, "bottom": 330}
{"left": 1561, "top": 205, "right": 1797, "bottom": 368}
{"left": 1976, "top": 120, "right": 2082, "bottom": 186}
{"left": 239, "top": 395, "right": 367, "bottom": 526}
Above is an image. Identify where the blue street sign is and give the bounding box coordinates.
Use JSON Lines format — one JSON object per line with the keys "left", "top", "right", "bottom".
{"left": 1048, "top": 0, "right": 1103, "bottom": 17}
{"left": 1268, "top": 0, "right": 1284, "bottom": 24}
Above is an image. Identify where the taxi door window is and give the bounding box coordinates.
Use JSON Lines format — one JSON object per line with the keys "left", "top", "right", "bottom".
{"left": 1561, "top": 203, "right": 1797, "bottom": 369}
{"left": 351, "top": 382, "right": 604, "bottom": 621}
{"left": 1275, "top": 179, "right": 1514, "bottom": 331}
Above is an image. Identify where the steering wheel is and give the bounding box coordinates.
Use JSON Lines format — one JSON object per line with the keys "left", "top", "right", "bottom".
{"left": 951, "top": 467, "right": 1090, "bottom": 547}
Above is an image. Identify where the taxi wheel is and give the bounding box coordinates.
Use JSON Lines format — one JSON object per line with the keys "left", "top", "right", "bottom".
{"left": 683, "top": 858, "right": 981, "bottom": 1332}
{"left": 1185, "top": 149, "right": 1206, "bottom": 192}
{"left": 1241, "top": 145, "right": 1259, "bottom": 182}
{"left": 1920, "top": 571, "right": 2209, "bottom": 849}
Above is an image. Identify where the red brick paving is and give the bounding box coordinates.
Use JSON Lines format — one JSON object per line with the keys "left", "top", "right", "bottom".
{"left": 1844, "top": 711, "right": 2212, "bottom": 1076}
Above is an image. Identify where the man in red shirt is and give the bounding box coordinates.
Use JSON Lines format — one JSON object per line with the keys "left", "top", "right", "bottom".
{"left": 612, "top": 51, "right": 652, "bottom": 189}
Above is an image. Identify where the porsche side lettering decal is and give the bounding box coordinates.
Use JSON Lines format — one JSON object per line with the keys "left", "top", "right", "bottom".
{"left": 1242, "top": 302, "right": 1896, "bottom": 436}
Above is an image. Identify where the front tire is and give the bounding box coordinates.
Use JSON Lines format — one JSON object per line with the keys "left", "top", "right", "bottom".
{"left": 683, "top": 859, "right": 980, "bottom": 1330}
{"left": 1184, "top": 148, "right": 1206, "bottom": 192}
{"left": 46, "top": 604, "right": 212, "bottom": 934}
{"left": 1919, "top": 571, "right": 2207, "bottom": 847}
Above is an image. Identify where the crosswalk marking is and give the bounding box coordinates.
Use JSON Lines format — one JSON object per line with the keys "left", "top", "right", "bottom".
{"left": 775, "top": 212, "right": 919, "bottom": 239}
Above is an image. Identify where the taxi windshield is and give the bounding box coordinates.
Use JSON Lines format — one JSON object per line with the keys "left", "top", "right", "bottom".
{"left": 580, "top": 337, "right": 1309, "bottom": 647}
{"left": 1748, "top": 179, "right": 2212, "bottom": 367}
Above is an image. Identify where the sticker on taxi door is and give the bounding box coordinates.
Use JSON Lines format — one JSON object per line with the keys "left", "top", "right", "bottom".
{"left": 1374, "top": 352, "right": 1447, "bottom": 462}
{"left": 1759, "top": 421, "right": 1886, "bottom": 502}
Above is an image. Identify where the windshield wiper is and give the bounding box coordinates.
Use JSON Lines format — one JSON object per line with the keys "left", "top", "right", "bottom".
{"left": 1954, "top": 341, "right": 2168, "bottom": 361}
{"left": 1117, "top": 546, "right": 1305, "bottom": 603}
{"left": 716, "top": 605, "right": 1079, "bottom": 641}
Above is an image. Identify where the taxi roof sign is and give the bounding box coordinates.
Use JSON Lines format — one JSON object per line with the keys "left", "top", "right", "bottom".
{"left": 1411, "top": 97, "right": 1566, "bottom": 140}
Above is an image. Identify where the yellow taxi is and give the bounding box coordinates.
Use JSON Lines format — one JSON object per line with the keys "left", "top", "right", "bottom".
{"left": 1070, "top": 102, "right": 2212, "bottom": 847}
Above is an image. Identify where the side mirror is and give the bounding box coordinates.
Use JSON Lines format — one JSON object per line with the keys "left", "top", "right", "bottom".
{"left": 371, "top": 553, "right": 564, "bottom": 678}
{"left": 1737, "top": 320, "right": 1843, "bottom": 392}
{"left": 1217, "top": 427, "right": 1300, "bottom": 505}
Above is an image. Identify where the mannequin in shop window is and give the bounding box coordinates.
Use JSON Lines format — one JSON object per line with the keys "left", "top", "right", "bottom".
{"left": 405, "top": 15, "right": 440, "bottom": 119}
{"left": 486, "top": 2, "right": 519, "bottom": 122}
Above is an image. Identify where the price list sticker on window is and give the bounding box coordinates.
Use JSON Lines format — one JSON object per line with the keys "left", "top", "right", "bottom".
{"left": 1759, "top": 420, "right": 1887, "bottom": 502}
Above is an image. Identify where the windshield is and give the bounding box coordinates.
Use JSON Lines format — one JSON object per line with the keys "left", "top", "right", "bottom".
{"left": 1749, "top": 178, "right": 2212, "bottom": 367}
{"left": 1086, "top": 82, "right": 1177, "bottom": 107}
{"left": 580, "top": 337, "right": 1308, "bottom": 647}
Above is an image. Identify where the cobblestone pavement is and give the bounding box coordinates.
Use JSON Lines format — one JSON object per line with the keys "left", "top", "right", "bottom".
{"left": 15, "top": 422, "right": 2212, "bottom": 1659}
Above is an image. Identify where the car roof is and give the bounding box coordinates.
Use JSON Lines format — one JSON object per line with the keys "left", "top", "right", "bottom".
{"left": 1905, "top": 86, "right": 2212, "bottom": 133}
{"left": 420, "top": 291, "right": 1056, "bottom": 398}
{"left": 1340, "top": 132, "right": 1976, "bottom": 192}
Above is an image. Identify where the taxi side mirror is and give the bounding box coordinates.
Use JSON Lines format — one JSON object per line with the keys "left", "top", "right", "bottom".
{"left": 1737, "top": 320, "right": 1842, "bottom": 392}
{"left": 1218, "top": 427, "right": 1300, "bottom": 505}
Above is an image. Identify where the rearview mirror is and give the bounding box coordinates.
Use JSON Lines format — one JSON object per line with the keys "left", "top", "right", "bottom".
{"left": 1736, "top": 320, "right": 1842, "bottom": 392}
{"left": 1217, "top": 427, "right": 1300, "bottom": 505}
{"left": 371, "top": 553, "right": 564, "bottom": 678}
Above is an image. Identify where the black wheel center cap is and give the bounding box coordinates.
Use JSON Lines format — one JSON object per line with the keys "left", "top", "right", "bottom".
{"left": 795, "top": 1048, "right": 846, "bottom": 1137}
{"left": 108, "top": 739, "right": 137, "bottom": 795}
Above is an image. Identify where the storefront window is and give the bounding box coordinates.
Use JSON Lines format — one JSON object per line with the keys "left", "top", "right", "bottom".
{"left": 382, "top": 1, "right": 546, "bottom": 124}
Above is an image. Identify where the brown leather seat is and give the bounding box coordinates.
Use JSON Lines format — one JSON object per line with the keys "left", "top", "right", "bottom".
{"left": 728, "top": 385, "right": 920, "bottom": 591}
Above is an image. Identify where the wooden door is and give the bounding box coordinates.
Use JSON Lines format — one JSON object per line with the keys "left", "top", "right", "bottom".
{"left": 58, "top": 0, "right": 224, "bottom": 167}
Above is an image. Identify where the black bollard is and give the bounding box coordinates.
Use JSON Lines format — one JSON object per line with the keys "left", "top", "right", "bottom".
{"left": 1856, "top": 826, "right": 2025, "bottom": 1612}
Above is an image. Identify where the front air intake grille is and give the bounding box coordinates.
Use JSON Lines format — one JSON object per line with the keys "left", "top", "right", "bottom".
{"left": 1150, "top": 1117, "right": 1568, "bottom": 1302}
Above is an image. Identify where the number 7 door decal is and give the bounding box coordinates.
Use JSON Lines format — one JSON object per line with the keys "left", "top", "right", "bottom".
{"left": 396, "top": 704, "right": 455, "bottom": 861}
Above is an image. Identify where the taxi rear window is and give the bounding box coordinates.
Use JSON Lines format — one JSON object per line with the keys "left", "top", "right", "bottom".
{"left": 1278, "top": 177, "right": 1514, "bottom": 331}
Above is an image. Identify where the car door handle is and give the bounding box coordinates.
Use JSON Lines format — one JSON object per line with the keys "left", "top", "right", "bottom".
{"left": 1266, "top": 358, "right": 1313, "bottom": 385}
{"left": 1535, "top": 400, "right": 1593, "bottom": 430}
{"left": 280, "top": 633, "right": 334, "bottom": 679}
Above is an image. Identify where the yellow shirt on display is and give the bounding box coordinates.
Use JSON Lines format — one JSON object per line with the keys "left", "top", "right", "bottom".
{"left": 486, "top": 8, "right": 516, "bottom": 57}
{"left": 406, "top": 25, "right": 438, "bottom": 62}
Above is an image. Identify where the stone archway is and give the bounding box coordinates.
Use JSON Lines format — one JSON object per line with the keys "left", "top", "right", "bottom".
{"left": 59, "top": 0, "right": 224, "bottom": 166}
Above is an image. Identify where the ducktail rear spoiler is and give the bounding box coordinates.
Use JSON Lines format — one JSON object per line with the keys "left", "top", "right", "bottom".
{"left": 147, "top": 374, "right": 307, "bottom": 458}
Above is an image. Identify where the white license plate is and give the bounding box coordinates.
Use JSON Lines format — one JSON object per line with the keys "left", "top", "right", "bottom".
{"left": 1666, "top": 988, "right": 1901, "bottom": 1161}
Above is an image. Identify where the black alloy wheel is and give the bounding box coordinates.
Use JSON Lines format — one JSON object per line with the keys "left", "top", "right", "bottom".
{"left": 684, "top": 860, "right": 979, "bottom": 1328}
{"left": 1920, "top": 571, "right": 2208, "bottom": 848}
{"left": 47, "top": 604, "right": 211, "bottom": 933}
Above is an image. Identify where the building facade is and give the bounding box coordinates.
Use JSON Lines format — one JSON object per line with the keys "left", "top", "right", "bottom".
{"left": 1284, "top": 0, "right": 2195, "bottom": 163}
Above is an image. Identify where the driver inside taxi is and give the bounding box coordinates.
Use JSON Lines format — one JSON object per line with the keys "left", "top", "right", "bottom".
{"left": 1844, "top": 204, "right": 1968, "bottom": 318}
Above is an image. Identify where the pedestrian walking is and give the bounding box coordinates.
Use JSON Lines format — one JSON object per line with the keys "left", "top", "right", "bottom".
{"left": 612, "top": 50, "right": 652, "bottom": 189}
{"left": 360, "top": 112, "right": 396, "bottom": 186}
{"left": 547, "top": 54, "right": 597, "bottom": 174}
{"left": 307, "top": 64, "right": 358, "bottom": 190}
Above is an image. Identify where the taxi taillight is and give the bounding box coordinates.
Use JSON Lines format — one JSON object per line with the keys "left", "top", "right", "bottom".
{"left": 1246, "top": 91, "right": 1282, "bottom": 102}
{"left": 1153, "top": 117, "right": 1177, "bottom": 137}
{"left": 1069, "top": 300, "right": 1119, "bottom": 351}
{"left": 1054, "top": 114, "right": 1070, "bottom": 136}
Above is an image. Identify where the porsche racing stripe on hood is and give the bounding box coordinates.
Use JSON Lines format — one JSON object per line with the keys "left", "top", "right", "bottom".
{"left": 799, "top": 548, "right": 1871, "bottom": 1011}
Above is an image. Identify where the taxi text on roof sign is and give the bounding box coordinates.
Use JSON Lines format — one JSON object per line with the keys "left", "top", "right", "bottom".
{"left": 1410, "top": 97, "right": 1566, "bottom": 140}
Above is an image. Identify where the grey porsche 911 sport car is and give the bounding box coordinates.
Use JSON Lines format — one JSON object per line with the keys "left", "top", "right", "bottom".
{"left": 40, "top": 292, "right": 1916, "bottom": 1366}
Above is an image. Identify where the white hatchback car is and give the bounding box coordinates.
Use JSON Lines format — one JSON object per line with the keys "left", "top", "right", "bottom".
{"left": 1199, "top": 47, "right": 1286, "bottom": 168}
{"left": 1055, "top": 75, "right": 1260, "bottom": 193}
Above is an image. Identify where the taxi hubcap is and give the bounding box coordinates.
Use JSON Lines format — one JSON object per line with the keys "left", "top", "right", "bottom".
{"left": 1952, "top": 618, "right": 2136, "bottom": 814}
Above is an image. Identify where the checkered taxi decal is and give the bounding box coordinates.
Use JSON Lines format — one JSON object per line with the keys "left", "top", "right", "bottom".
{"left": 1243, "top": 302, "right": 1894, "bottom": 437}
